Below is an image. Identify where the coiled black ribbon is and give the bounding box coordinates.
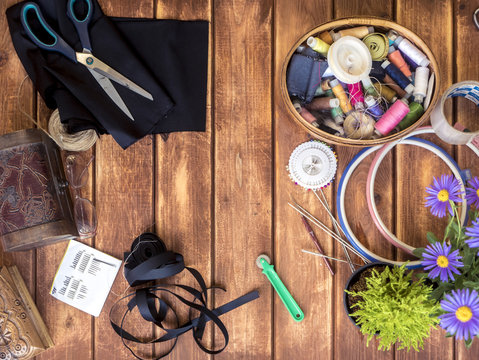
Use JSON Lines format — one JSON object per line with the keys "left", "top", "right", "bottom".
{"left": 110, "top": 233, "right": 259, "bottom": 359}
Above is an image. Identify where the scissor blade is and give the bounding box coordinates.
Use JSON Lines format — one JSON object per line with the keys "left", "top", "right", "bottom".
{"left": 77, "top": 53, "right": 154, "bottom": 101}
{"left": 88, "top": 69, "right": 135, "bottom": 121}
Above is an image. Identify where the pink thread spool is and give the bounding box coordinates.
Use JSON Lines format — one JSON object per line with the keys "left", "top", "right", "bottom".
{"left": 347, "top": 82, "right": 364, "bottom": 109}
{"left": 374, "top": 99, "right": 410, "bottom": 136}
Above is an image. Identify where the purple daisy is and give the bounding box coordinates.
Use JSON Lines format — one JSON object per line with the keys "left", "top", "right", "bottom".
{"left": 465, "top": 218, "right": 479, "bottom": 253}
{"left": 421, "top": 242, "right": 463, "bottom": 283}
{"left": 466, "top": 176, "right": 479, "bottom": 208}
{"left": 425, "top": 174, "right": 463, "bottom": 218}
{"left": 439, "top": 288, "right": 479, "bottom": 341}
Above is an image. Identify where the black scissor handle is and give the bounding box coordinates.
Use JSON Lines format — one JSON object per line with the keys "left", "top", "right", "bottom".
{"left": 67, "top": 0, "right": 94, "bottom": 51}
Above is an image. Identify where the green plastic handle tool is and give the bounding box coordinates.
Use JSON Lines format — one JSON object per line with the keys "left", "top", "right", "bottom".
{"left": 256, "top": 254, "right": 304, "bottom": 322}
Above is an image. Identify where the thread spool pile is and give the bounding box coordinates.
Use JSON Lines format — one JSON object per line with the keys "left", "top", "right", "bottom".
{"left": 287, "top": 25, "right": 434, "bottom": 140}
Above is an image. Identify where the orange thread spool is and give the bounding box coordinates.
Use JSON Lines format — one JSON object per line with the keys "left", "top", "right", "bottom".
{"left": 330, "top": 79, "right": 352, "bottom": 114}
{"left": 388, "top": 48, "right": 412, "bottom": 78}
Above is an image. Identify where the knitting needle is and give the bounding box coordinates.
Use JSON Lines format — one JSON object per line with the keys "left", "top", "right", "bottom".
{"left": 300, "top": 215, "right": 334, "bottom": 276}
{"left": 301, "top": 249, "right": 363, "bottom": 266}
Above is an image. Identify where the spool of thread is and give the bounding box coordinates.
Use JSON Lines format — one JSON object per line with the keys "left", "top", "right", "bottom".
{"left": 373, "top": 83, "right": 398, "bottom": 103}
{"left": 362, "top": 33, "right": 389, "bottom": 60}
{"left": 413, "top": 66, "right": 430, "bottom": 103}
{"left": 315, "top": 85, "right": 326, "bottom": 97}
{"left": 387, "top": 46, "right": 412, "bottom": 78}
{"left": 323, "top": 119, "right": 345, "bottom": 136}
{"left": 396, "top": 102, "right": 424, "bottom": 131}
{"left": 383, "top": 73, "right": 407, "bottom": 98}
{"left": 361, "top": 77, "right": 380, "bottom": 97}
{"left": 331, "top": 26, "right": 374, "bottom": 41}
{"left": 331, "top": 105, "right": 344, "bottom": 124}
{"left": 394, "top": 36, "right": 430, "bottom": 67}
{"left": 343, "top": 111, "right": 375, "bottom": 139}
{"left": 321, "top": 79, "right": 332, "bottom": 91}
{"left": 307, "top": 36, "right": 330, "bottom": 57}
{"left": 330, "top": 79, "right": 353, "bottom": 114}
{"left": 307, "top": 97, "right": 341, "bottom": 110}
{"left": 319, "top": 31, "right": 334, "bottom": 45}
{"left": 386, "top": 30, "right": 399, "bottom": 43}
{"left": 48, "top": 109, "right": 98, "bottom": 152}
{"left": 347, "top": 82, "right": 365, "bottom": 109}
{"left": 364, "top": 95, "right": 384, "bottom": 120}
{"left": 327, "top": 36, "right": 372, "bottom": 84}
{"left": 293, "top": 99, "right": 319, "bottom": 126}
{"left": 374, "top": 98, "right": 410, "bottom": 135}
{"left": 381, "top": 60, "right": 414, "bottom": 93}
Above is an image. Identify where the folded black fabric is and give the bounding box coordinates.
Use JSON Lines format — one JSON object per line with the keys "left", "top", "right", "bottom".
{"left": 286, "top": 54, "right": 327, "bottom": 104}
{"left": 6, "top": 0, "right": 208, "bottom": 149}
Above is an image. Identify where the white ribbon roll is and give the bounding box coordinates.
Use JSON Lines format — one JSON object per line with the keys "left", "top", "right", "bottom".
{"left": 431, "top": 81, "right": 479, "bottom": 155}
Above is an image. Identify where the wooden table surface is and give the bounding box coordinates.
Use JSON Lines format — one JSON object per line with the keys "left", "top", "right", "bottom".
{"left": 1, "top": 0, "right": 479, "bottom": 359}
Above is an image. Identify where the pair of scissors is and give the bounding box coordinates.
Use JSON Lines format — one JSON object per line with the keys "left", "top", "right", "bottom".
{"left": 21, "top": 0, "right": 153, "bottom": 121}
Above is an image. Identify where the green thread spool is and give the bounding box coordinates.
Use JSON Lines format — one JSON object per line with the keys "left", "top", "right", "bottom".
{"left": 307, "top": 36, "right": 330, "bottom": 57}
{"left": 363, "top": 33, "right": 389, "bottom": 61}
{"left": 397, "top": 102, "right": 424, "bottom": 131}
{"left": 315, "top": 85, "right": 326, "bottom": 97}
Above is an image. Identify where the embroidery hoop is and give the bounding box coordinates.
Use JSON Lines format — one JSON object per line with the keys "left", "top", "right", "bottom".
{"left": 336, "top": 128, "right": 466, "bottom": 268}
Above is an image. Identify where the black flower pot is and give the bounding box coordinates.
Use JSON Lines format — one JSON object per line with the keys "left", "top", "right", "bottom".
{"left": 343, "top": 262, "right": 392, "bottom": 328}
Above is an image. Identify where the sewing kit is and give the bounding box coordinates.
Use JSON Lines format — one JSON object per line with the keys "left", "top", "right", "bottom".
{"left": 282, "top": 18, "right": 439, "bottom": 146}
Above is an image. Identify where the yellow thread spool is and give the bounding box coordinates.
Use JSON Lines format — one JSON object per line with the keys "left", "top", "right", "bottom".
{"left": 319, "top": 31, "right": 333, "bottom": 45}
{"left": 306, "top": 36, "right": 330, "bottom": 57}
{"left": 332, "top": 26, "right": 374, "bottom": 41}
{"left": 330, "top": 79, "right": 353, "bottom": 114}
{"left": 373, "top": 83, "right": 398, "bottom": 103}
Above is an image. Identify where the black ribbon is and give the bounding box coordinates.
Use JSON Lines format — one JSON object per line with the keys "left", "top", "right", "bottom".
{"left": 110, "top": 233, "right": 259, "bottom": 359}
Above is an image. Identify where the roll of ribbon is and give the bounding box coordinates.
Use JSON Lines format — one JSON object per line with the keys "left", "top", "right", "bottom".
{"left": 111, "top": 232, "right": 260, "bottom": 359}
{"left": 327, "top": 36, "right": 372, "bottom": 84}
{"left": 362, "top": 33, "right": 389, "bottom": 61}
{"left": 430, "top": 81, "right": 479, "bottom": 156}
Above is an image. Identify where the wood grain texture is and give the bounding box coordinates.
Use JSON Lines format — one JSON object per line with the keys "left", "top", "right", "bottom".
{"left": 154, "top": 0, "right": 212, "bottom": 359}
{"left": 454, "top": 0, "right": 479, "bottom": 358}
{"left": 213, "top": 0, "right": 273, "bottom": 358}
{"left": 395, "top": 1, "right": 455, "bottom": 359}
{"left": 333, "top": 1, "right": 395, "bottom": 359}
{"left": 274, "top": 1, "right": 335, "bottom": 359}
{"left": 93, "top": 1, "right": 156, "bottom": 359}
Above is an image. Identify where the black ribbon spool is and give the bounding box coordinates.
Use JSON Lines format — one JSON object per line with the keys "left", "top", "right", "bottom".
{"left": 110, "top": 232, "right": 259, "bottom": 359}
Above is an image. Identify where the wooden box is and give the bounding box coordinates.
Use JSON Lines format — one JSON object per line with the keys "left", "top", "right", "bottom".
{"left": 0, "top": 129, "right": 78, "bottom": 251}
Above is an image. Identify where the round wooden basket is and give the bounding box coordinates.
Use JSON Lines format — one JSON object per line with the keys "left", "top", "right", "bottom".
{"left": 280, "top": 17, "right": 440, "bottom": 147}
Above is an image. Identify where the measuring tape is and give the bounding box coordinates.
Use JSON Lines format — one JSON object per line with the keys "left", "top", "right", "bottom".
{"left": 431, "top": 81, "right": 479, "bottom": 155}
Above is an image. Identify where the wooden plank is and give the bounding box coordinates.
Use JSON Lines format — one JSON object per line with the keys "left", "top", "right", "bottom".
{"left": 455, "top": 0, "right": 479, "bottom": 358}
{"left": 395, "top": 0, "right": 455, "bottom": 359}
{"left": 0, "top": 0, "right": 36, "bottom": 296}
{"left": 332, "top": 1, "right": 396, "bottom": 359}
{"left": 213, "top": 0, "right": 273, "bottom": 358}
{"left": 93, "top": 1, "right": 156, "bottom": 359}
{"left": 274, "top": 1, "right": 335, "bottom": 359}
{"left": 154, "top": 0, "right": 212, "bottom": 359}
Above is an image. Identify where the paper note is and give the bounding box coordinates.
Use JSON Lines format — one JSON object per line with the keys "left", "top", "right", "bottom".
{"left": 50, "top": 240, "right": 122, "bottom": 317}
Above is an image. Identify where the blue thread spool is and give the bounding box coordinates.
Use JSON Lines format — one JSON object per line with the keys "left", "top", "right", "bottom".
{"left": 381, "top": 60, "right": 414, "bottom": 94}
{"left": 364, "top": 95, "right": 384, "bottom": 120}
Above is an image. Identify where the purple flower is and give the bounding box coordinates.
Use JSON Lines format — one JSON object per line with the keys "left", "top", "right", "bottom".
{"left": 421, "top": 242, "right": 462, "bottom": 283}
{"left": 425, "top": 175, "right": 463, "bottom": 218}
{"left": 439, "top": 288, "right": 479, "bottom": 341}
{"left": 465, "top": 218, "right": 479, "bottom": 253}
{"left": 466, "top": 176, "right": 479, "bottom": 208}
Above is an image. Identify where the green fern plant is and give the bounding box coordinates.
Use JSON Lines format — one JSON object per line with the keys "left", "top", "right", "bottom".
{"left": 346, "top": 264, "right": 440, "bottom": 352}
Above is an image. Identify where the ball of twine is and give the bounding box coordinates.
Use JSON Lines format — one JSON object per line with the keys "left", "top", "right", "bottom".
{"left": 48, "top": 109, "right": 98, "bottom": 152}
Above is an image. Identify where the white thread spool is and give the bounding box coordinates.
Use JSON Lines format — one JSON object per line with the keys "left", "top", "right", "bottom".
{"left": 394, "top": 36, "right": 430, "bottom": 67}
{"left": 327, "top": 36, "right": 372, "bottom": 84}
{"left": 413, "top": 66, "right": 430, "bottom": 103}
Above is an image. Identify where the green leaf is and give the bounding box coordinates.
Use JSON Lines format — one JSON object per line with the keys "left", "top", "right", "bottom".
{"left": 413, "top": 247, "right": 425, "bottom": 258}
{"left": 463, "top": 281, "right": 479, "bottom": 290}
{"left": 465, "top": 338, "right": 473, "bottom": 348}
{"left": 427, "top": 232, "right": 439, "bottom": 244}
